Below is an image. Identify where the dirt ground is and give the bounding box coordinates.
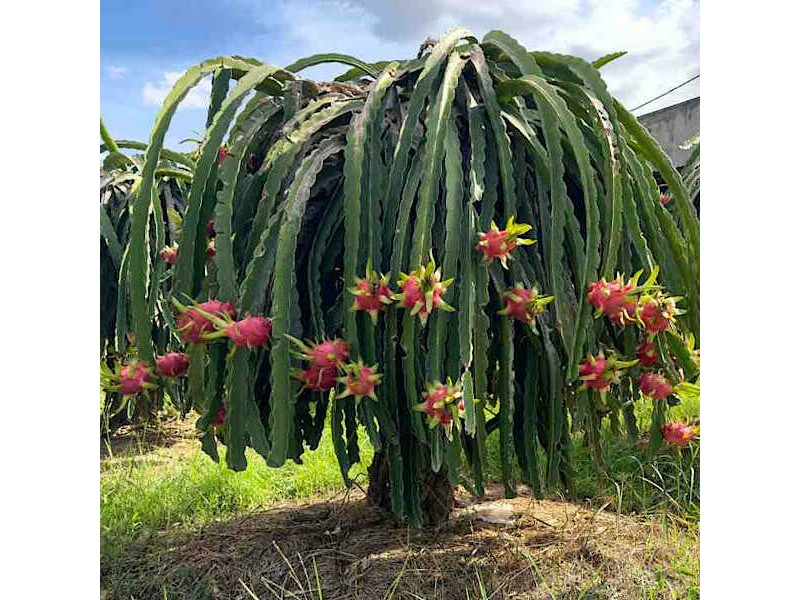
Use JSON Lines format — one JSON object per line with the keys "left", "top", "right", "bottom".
{"left": 102, "top": 488, "right": 697, "bottom": 599}
{"left": 101, "top": 415, "right": 698, "bottom": 599}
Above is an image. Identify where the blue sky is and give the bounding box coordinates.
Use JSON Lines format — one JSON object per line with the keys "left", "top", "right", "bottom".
{"left": 101, "top": 0, "right": 699, "bottom": 151}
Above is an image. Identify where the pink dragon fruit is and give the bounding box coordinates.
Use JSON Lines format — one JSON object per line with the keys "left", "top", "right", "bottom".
{"left": 160, "top": 244, "right": 179, "bottom": 266}
{"left": 578, "top": 351, "right": 638, "bottom": 394}
{"left": 498, "top": 284, "right": 554, "bottom": 325}
{"left": 211, "top": 403, "right": 227, "bottom": 427}
{"left": 661, "top": 422, "right": 698, "bottom": 446}
{"left": 349, "top": 262, "right": 394, "bottom": 323}
{"left": 578, "top": 354, "right": 612, "bottom": 391}
{"left": 415, "top": 379, "right": 462, "bottom": 437}
{"left": 476, "top": 216, "right": 536, "bottom": 269}
{"left": 217, "top": 146, "right": 228, "bottom": 165}
{"left": 305, "top": 339, "right": 350, "bottom": 368}
{"left": 637, "top": 293, "right": 678, "bottom": 334}
{"left": 660, "top": 192, "right": 671, "bottom": 206}
{"left": 636, "top": 340, "right": 659, "bottom": 367}
{"left": 586, "top": 277, "right": 637, "bottom": 325}
{"left": 225, "top": 316, "right": 273, "bottom": 348}
{"left": 156, "top": 352, "right": 189, "bottom": 377}
{"left": 395, "top": 255, "right": 454, "bottom": 326}
{"left": 638, "top": 372, "right": 672, "bottom": 400}
{"left": 119, "top": 362, "right": 153, "bottom": 395}
{"left": 296, "top": 364, "right": 339, "bottom": 392}
{"left": 338, "top": 361, "right": 382, "bottom": 401}
{"left": 176, "top": 299, "right": 236, "bottom": 343}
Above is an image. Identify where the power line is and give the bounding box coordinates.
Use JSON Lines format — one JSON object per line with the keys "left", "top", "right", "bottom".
{"left": 631, "top": 74, "right": 700, "bottom": 113}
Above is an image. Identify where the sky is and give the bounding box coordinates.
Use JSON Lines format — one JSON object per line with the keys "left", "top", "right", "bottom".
{"left": 101, "top": 0, "right": 699, "bottom": 151}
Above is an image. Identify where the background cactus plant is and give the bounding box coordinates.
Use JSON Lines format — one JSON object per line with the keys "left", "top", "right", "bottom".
{"left": 102, "top": 28, "right": 700, "bottom": 525}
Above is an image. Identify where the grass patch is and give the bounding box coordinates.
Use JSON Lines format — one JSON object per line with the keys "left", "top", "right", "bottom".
{"left": 101, "top": 421, "right": 373, "bottom": 558}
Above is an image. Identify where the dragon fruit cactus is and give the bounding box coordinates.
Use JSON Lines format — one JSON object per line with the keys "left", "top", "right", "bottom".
{"left": 414, "top": 379, "right": 463, "bottom": 439}
{"left": 159, "top": 244, "right": 179, "bottom": 266}
{"left": 498, "top": 284, "right": 554, "bottom": 325}
{"left": 337, "top": 361, "right": 382, "bottom": 401}
{"left": 395, "top": 254, "right": 454, "bottom": 326}
{"left": 637, "top": 292, "right": 680, "bottom": 334}
{"left": 661, "top": 421, "right": 699, "bottom": 446}
{"left": 156, "top": 352, "right": 189, "bottom": 377}
{"left": 211, "top": 403, "right": 227, "bottom": 427}
{"left": 225, "top": 316, "right": 273, "bottom": 349}
{"left": 636, "top": 340, "right": 659, "bottom": 367}
{"left": 476, "top": 215, "right": 536, "bottom": 269}
{"left": 349, "top": 260, "right": 394, "bottom": 323}
{"left": 638, "top": 372, "right": 673, "bottom": 401}
{"left": 578, "top": 351, "right": 638, "bottom": 395}
{"left": 119, "top": 361, "right": 155, "bottom": 395}
{"left": 174, "top": 298, "right": 237, "bottom": 343}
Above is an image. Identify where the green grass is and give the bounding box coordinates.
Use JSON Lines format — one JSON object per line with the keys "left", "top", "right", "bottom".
{"left": 101, "top": 391, "right": 698, "bottom": 561}
{"left": 101, "top": 423, "right": 373, "bottom": 558}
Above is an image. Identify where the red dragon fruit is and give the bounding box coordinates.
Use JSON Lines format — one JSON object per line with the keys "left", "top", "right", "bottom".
{"left": 660, "top": 192, "right": 671, "bottom": 206}
{"left": 636, "top": 340, "right": 659, "bottom": 367}
{"left": 296, "top": 364, "right": 339, "bottom": 392}
{"left": 415, "top": 379, "right": 462, "bottom": 438}
{"left": 349, "top": 261, "right": 394, "bottom": 323}
{"left": 337, "top": 361, "right": 382, "bottom": 401}
{"left": 160, "top": 244, "right": 179, "bottom": 266}
{"left": 119, "top": 362, "right": 153, "bottom": 395}
{"left": 395, "top": 255, "right": 454, "bottom": 326}
{"left": 661, "top": 421, "right": 698, "bottom": 446}
{"left": 225, "top": 316, "right": 273, "bottom": 348}
{"left": 578, "top": 351, "right": 638, "bottom": 394}
{"left": 586, "top": 277, "right": 637, "bottom": 325}
{"left": 498, "top": 284, "right": 554, "bottom": 325}
{"left": 637, "top": 293, "right": 679, "bottom": 334}
{"left": 302, "top": 339, "right": 350, "bottom": 368}
{"left": 211, "top": 403, "right": 227, "bottom": 427}
{"left": 638, "top": 372, "right": 672, "bottom": 400}
{"left": 207, "top": 220, "right": 216, "bottom": 239}
{"left": 217, "top": 146, "right": 228, "bottom": 165}
{"left": 156, "top": 352, "right": 189, "bottom": 377}
{"left": 476, "top": 216, "right": 536, "bottom": 269}
{"left": 578, "top": 354, "right": 612, "bottom": 391}
{"left": 176, "top": 299, "right": 236, "bottom": 343}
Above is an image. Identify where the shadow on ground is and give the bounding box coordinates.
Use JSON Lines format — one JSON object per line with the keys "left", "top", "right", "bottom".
{"left": 101, "top": 484, "right": 697, "bottom": 599}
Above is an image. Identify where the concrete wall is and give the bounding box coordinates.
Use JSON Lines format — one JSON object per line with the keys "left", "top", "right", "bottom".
{"left": 637, "top": 97, "right": 699, "bottom": 167}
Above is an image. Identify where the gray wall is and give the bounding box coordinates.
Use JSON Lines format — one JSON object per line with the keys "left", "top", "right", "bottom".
{"left": 637, "top": 97, "right": 699, "bottom": 167}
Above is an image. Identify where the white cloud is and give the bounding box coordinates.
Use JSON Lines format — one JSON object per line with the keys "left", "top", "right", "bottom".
{"left": 238, "top": 0, "right": 698, "bottom": 113}
{"left": 106, "top": 65, "right": 128, "bottom": 80}
{"left": 142, "top": 71, "right": 212, "bottom": 110}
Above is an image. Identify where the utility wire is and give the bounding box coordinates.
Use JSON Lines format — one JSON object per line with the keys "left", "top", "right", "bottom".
{"left": 631, "top": 73, "right": 700, "bottom": 113}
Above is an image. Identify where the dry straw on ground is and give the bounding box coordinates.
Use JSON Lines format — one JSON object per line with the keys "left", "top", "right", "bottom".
{"left": 103, "top": 484, "right": 696, "bottom": 599}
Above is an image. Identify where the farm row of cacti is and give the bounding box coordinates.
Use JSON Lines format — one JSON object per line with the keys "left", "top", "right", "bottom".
{"left": 100, "top": 28, "right": 699, "bottom": 525}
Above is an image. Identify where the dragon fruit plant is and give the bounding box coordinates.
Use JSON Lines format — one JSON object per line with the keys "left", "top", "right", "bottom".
{"left": 104, "top": 28, "right": 699, "bottom": 525}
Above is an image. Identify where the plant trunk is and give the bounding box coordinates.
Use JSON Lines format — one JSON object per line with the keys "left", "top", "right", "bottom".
{"left": 367, "top": 449, "right": 455, "bottom": 526}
